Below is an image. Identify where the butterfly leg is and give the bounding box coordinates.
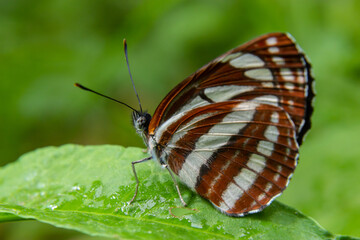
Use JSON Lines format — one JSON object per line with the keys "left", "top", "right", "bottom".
{"left": 165, "top": 165, "right": 187, "bottom": 207}
{"left": 129, "top": 156, "right": 152, "bottom": 204}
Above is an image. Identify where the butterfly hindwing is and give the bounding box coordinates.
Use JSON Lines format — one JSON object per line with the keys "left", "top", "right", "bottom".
{"left": 153, "top": 100, "right": 298, "bottom": 216}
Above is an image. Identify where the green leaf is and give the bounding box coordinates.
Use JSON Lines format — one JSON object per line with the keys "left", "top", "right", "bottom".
{"left": 0, "top": 145, "right": 337, "bottom": 239}
{"left": 0, "top": 212, "right": 24, "bottom": 222}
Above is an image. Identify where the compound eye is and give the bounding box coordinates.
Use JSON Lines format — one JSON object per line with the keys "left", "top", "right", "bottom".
{"left": 137, "top": 117, "right": 145, "bottom": 127}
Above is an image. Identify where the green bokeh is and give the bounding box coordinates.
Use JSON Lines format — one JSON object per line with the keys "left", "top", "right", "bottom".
{"left": 1, "top": 0, "right": 359, "bottom": 238}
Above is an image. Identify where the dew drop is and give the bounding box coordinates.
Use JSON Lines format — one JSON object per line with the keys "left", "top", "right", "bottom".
{"left": 48, "top": 204, "right": 58, "bottom": 210}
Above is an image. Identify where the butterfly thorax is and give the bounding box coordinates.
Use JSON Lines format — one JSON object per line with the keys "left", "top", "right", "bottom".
{"left": 132, "top": 110, "right": 167, "bottom": 166}
{"left": 132, "top": 111, "right": 151, "bottom": 144}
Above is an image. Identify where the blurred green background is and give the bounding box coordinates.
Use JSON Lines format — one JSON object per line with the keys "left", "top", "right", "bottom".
{"left": 1, "top": 0, "right": 359, "bottom": 239}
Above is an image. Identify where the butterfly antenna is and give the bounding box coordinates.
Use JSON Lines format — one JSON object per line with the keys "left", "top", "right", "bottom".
{"left": 123, "top": 39, "right": 143, "bottom": 113}
{"left": 74, "top": 83, "right": 140, "bottom": 113}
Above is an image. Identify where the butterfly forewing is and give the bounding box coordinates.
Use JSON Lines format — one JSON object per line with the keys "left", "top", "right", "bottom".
{"left": 149, "top": 33, "right": 314, "bottom": 145}
{"left": 146, "top": 33, "right": 314, "bottom": 216}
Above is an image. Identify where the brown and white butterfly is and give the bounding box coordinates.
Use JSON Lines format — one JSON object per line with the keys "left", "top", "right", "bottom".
{"left": 76, "top": 32, "right": 314, "bottom": 216}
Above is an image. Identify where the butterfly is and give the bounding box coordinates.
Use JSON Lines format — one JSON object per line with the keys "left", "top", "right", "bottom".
{"left": 76, "top": 32, "right": 314, "bottom": 216}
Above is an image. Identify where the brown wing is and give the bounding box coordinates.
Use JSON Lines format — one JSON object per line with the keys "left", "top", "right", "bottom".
{"left": 154, "top": 100, "right": 298, "bottom": 216}
{"left": 148, "top": 33, "right": 314, "bottom": 145}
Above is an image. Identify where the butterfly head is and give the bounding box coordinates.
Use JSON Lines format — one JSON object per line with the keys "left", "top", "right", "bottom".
{"left": 132, "top": 111, "right": 152, "bottom": 137}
